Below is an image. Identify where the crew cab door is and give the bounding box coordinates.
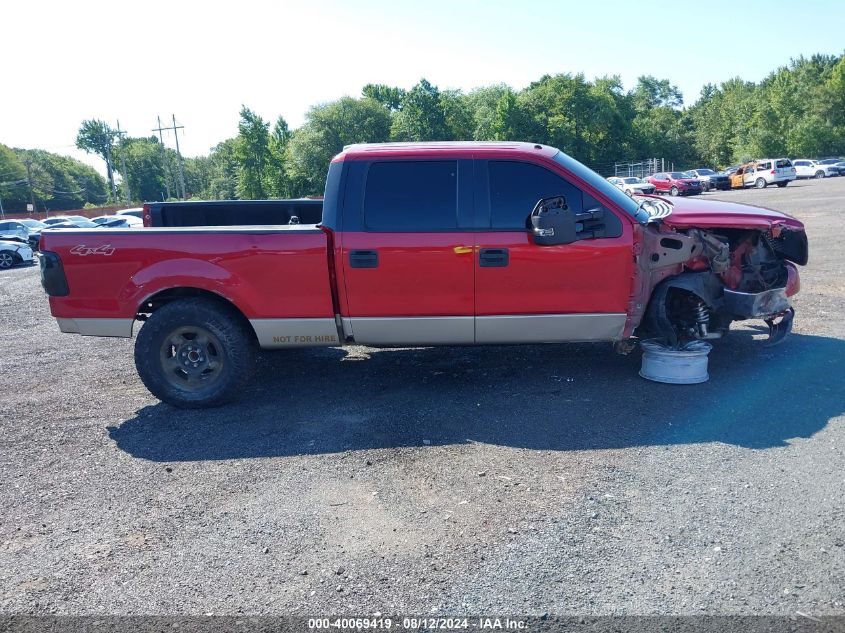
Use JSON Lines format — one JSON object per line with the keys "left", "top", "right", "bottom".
{"left": 473, "top": 159, "right": 633, "bottom": 343}
{"left": 339, "top": 159, "right": 475, "bottom": 345}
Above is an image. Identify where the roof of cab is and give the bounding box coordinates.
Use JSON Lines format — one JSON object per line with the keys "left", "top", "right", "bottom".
{"left": 333, "top": 141, "right": 558, "bottom": 162}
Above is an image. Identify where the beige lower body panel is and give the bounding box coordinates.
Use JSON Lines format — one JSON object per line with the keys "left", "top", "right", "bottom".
{"left": 346, "top": 317, "right": 474, "bottom": 345}
{"left": 475, "top": 313, "right": 627, "bottom": 343}
{"left": 251, "top": 318, "right": 340, "bottom": 348}
{"left": 56, "top": 318, "right": 134, "bottom": 338}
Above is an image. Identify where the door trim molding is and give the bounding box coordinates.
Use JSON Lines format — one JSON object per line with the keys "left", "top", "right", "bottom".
{"left": 475, "top": 313, "right": 626, "bottom": 343}
{"left": 348, "top": 317, "right": 474, "bottom": 345}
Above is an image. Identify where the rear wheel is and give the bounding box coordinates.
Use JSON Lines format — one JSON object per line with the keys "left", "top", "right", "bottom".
{"left": 134, "top": 298, "right": 255, "bottom": 408}
{"left": 755, "top": 178, "right": 767, "bottom": 189}
{"left": 776, "top": 181, "right": 788, "bottom": 188}
{"left": 815, "top": 170, "right": 825, "bottom": 179}
{"left": 0, "top": 251, "right": 17, "bottom": 269}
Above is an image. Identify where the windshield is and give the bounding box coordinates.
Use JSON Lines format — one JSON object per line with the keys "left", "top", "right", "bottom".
{"left": 696, "top": 169, "right": 716, "bottom": 175}
{"left": 552, "top": 151, "right": 642, "bottom": 221}
{"left": 20, "top": 219, "right": 45, "bottom": 228}
{"left": 622, "top": 177, "right": 642, "bottom": 184}
{"left": 670, "top": 172, "right": 689, "bottom": 179}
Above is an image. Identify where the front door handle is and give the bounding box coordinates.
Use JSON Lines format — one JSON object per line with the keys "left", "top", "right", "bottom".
{"left": 349, "top": 250, "right": 378, "bottom": 268}
{"left": 479, "top": 248, "right": 509, "bottom": 267}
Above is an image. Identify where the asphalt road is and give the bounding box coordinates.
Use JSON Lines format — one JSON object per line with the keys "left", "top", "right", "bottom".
{"left": 0, "top": 178, "right": 843, "bottom": 618}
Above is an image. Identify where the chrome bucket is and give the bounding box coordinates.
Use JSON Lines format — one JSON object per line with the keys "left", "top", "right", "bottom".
{"left": 639, "top": 339, "right": 712, "bottom": 385}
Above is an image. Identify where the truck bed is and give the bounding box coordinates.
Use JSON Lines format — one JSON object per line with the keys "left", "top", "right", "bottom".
{"left": 40, "top": 225, "right": 335, "bottom": 338}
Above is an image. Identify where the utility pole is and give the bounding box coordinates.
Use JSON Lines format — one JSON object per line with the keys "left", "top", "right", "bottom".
{"left": 25, "top": 160, "right": 36, "bottom": 210}
{"left": 171, "top": 115, "right": 187, "bottom": 200}
{"left": 153, "top": 116, "right": 172, "bottom": 200}
{"left": 115, "top": 120, "right": 131, "bottom": 204}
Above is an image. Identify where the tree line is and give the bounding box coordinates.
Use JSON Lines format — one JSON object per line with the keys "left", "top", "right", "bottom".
{"left": 3, "top": 52, "right": 842, "bottom": 212}
{"left": 0, "top": 144, "right": 108, "bottom": 213}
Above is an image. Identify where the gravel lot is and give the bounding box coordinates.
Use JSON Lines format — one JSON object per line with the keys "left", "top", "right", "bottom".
{"left": 1, "top": 178, "right": 843, "bottom": 618}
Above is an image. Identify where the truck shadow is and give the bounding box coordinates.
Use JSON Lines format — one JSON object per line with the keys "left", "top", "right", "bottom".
{"left": 108, "top": 331, "right": 845, "bottom": 461}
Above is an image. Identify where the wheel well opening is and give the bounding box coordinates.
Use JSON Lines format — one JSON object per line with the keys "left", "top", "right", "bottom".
{"left": 136, "top": 288, "right": 257, "bottom": 342}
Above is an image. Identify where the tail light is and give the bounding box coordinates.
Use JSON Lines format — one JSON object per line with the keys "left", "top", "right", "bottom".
{"left": 771, "top": 170, "right": 776, "bottom": 174}
{"left": 142, "top": 203, "right": 151, "bottom": 227}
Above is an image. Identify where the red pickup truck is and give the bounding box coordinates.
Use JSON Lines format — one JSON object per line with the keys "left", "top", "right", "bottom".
{"left": 40, "top": 142, "right": 808, "bottom": 408}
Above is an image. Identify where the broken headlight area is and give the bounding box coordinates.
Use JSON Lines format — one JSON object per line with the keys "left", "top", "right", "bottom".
{"left": 638, "top": 226, "right": 804, "bottom": 348}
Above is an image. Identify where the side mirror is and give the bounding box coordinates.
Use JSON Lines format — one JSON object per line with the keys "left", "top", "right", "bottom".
{"left": 529, "top": 196, "right": 607, "bottom": 246}
{"left": 529, "top": 196, "right": 577, "bottom": 245}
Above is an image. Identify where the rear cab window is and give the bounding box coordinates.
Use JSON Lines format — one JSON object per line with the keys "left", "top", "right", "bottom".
{"left": 363, "top": 161, "right": 458, "bottom": 231}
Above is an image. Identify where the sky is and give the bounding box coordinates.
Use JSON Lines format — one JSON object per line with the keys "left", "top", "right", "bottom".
{"left": 2, "top": 0, "right": 844, "bottom": 175}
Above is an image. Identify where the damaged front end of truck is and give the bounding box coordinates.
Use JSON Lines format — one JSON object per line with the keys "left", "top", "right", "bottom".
{"left": 625, "top": 197, "right": 808, "bottom": 349}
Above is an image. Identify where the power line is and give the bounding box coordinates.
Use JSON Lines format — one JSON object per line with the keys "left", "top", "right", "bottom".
{"left": 115, "top": 120, "right": 131, "bottom": 204}
{"left": 152, "top": 115, "right": 187, "bottom": 199}
{"left": 152, "top": 116, "right": 172, "bottom": 200}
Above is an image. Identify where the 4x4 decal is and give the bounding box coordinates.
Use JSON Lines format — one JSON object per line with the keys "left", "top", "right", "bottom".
{"left": 70, "top": 244, "right": 115, "bottom": 256}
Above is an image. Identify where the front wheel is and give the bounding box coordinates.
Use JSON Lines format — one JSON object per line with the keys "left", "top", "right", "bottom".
{"left": 755, "top": 178, "right": 767, "bottom": 189}
{"left": 0, "top": 251, "right": 17, "bottom": 269}
{"left": 135, "top": 298, "right": 256, "bottom": 408}
{"left": 815, "top": 170, "right": 825, "bottom": 179}
{"left": 670, "top": 186, "right": 679, "bottom": 197}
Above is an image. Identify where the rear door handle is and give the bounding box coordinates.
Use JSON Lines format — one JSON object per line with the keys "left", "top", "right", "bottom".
{"left": 479, "top": 248, "right": 509, "bottom": 267}
{"left": 349, "top": 250, "right": 378, "bottom": 268}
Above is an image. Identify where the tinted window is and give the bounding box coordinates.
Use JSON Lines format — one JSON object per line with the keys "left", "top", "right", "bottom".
{"left": 488, "top": 161, "right": 583, "bottom": 229}
{"left": 364, "top": 161, "right": 457, "bottom": 231}
{"left": 775, "top": 159, "right": 791, "bottom": 168}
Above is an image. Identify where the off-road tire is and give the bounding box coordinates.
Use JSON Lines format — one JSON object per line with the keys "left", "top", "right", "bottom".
{"left": 134, "top": 298, "right": 255, "bottom": 408}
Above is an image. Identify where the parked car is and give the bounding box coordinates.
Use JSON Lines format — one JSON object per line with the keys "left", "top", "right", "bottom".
{"left": 18, "top": 218, "right": 46, "bottom": 249}
{"left": 0, "top": 220, "right": 31, "bottom": 243}
{"left": 606, "top": 176, "right": 656, "bottom": 196}
{"left": 43, "top": 219, "right": 100, "bottom": 229}
{"left": 815, "top": 158, "right": 844, "bottom": 176}
{"left": 116, "top": 208, "right": 144, "bottom": 219}
{"left": 43, "top": 215, "right": 89, "bottom": 226}
{"left": 97, "top": 218, "right": 134, "bottom": 228}
{"left": 729, "top": 159, "right": 796, "bottom": 189}
{"left": 720, "top": 166, "right": 740, "bottom": 177}
{"left": 92, "top": 215, "right": 142, "bottom": 227}
{"left": 793, "top": 159, "right": 839, "bottom": 179}
{"left": 646, "top": 172, "right": 703, "bottom": 196}
{"left": 40, "top": 141, "right": 808, "bottom": 408}
{"left": 0, "top": 238, "right": 34, "bottom": 269}
{"left": 683, "top": 168, "right": 731, "bottom": 191}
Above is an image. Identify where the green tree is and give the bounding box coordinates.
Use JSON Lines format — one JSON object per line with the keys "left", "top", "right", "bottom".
{"left": 0, "top": 144, "right": 27, "bottom": 210}
{"left": 118, "top": 136, "right": 169, "bottom": 202}
{"left": 266, "top": 116, "right": 292, "bottom": 198}
{"left": 362, "top": 84, "right": 406, "bottom": 111}
{"left": 205, "top": 139, "right": 239, "bottom": 200}
{"left": 286, "top": 97, "right": 391, "bottom": 195}
{"left": 75, "top": 119, "right": 117, "bottom": 200}
{"left": 391, "top": 79, "right": 449, "bottom": 141}
{"left": 235, "top": 106, "right": 271, "bottom": 199}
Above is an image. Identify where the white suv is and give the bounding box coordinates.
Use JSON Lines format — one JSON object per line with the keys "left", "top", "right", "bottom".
{"left": 793, "top": 159, "right": 838, "bottom": 179}
{"left": 743, "top": 158, "right": 796, "bottom": 188}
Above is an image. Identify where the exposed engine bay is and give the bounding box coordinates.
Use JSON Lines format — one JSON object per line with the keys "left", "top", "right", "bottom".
{"left": 630, "top": 221, "right": 808, "bottom": 349}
